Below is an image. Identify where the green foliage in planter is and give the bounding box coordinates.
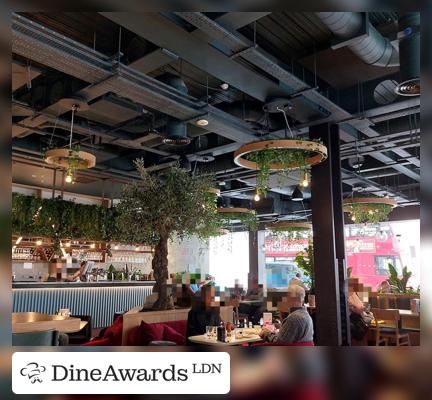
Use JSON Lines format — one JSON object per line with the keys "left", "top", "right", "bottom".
{"left": 218, "top": 211, "right": 258, "bottom": 232}
{"left": 244, "top": 140, "right": 322, "bottom": 196}
{"left": 386, "top": 263, "right": 413, "bottom": 294}
{"left": 12, "top": 193, "right": 118, "bottom": 250}
{"left": 346, "top": 201, "right": 393, "bottom": 224}
{"left": 268, "top": 226, "right": 311, "bottom": 241}
{"left": 294, "top": 243, "right": 315, "bottom": 290}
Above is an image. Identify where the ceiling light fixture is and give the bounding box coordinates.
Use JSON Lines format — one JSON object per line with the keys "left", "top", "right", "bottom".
{"left": 291, "top": 186, "right": 304, "bottom": 202}
{"left": 196, "top": 118, "right": 209, "bottom": 127}
{"left": 301, "top": 171, "right": 309, "bottom": 188}
{"left": 44, "top": 99, "right": 96, "bottom": 183}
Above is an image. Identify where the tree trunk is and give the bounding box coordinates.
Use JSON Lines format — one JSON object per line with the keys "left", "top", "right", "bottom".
{"left": 151, "top": 230, "right": 172, "bottom": 310}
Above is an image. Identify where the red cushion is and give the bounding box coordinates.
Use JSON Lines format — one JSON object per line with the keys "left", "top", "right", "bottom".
{"left": 127, "top": 326, "right": 140, "bottom": 346}
{"left": 103, "top": 316, "right": 123, "bottom": 346}
{"left": 162, "top": 320, "right": 187, "bottom": 337}
{"left": 163, "top": 325, "right": 186, "bottom": 345}
{"left": 82, "top": 337, "right": 112, "bottom": 346}
{"left": 138, "top": 321, "right": 165, "bottom": 345}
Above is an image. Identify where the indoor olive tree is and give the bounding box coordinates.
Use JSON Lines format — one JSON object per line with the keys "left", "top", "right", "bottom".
{"left": 116, "top": 159, "right": 220, "bottom": 310}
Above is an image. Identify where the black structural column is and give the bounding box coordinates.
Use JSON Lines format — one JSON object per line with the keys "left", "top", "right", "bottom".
{"left": 310, "top": 123, "right": 350, "bottom": 346}
{"left": 248, "top": 230, "right": 259, "bottom": 289}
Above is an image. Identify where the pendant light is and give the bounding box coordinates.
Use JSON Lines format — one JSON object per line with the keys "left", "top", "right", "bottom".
{"left": 291, "top": 186, "right": 303, "bottom": 201}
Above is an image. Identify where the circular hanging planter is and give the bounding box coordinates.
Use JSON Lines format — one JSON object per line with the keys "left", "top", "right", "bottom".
{"left": 44, "top": 148, "right": 96, "bottom": 169}
{"left": 233, "top": 139, "right": 327, "bottom": 196}
{"left": 266, "top": 221, "right": 312, "bottom": 241}
{"left": 343, "top": 197, "right": 397, "bottom": 223}
{"left": 217, "top": 207, "right": 258, "bottom": 231}
{"left": 207, "top": 187, "right": 221, "bottom": 196}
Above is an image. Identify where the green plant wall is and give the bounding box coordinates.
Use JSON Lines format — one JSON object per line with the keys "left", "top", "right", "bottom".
{"left": 12, "top": 193, "right": 119, "bottom": 244}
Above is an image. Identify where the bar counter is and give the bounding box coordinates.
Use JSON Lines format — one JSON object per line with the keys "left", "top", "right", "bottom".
{"left": 13, "top": 281, "right": 155, "bottom": 328}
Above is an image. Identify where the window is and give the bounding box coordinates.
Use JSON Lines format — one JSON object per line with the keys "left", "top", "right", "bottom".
{"left": 375, "top": 256, "right": 401, "bottom": 275}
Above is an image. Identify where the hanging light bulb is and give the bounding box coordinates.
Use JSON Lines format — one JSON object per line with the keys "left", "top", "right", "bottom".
{"left": 301, "top": 171, "right": 309, "bottom": 188}
{"left": 351, "top": 215, "right": 356, "bottom": 222}
{"left": 254, "top": 192, "right": 261, "bottom": 202}
{"left": 65, "top": 171, "right": 73, "bottom": 183}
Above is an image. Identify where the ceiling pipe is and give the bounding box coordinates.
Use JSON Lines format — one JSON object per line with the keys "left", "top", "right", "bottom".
{"left": 395, "top": 12, "right": 420, "bottom": 96}
{"left": 316, "top": 12, "right": 399, "bottom": 67}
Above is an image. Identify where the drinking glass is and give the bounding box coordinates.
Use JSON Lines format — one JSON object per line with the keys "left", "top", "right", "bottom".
{"left": 205, "top": 326, "right": 212, "bottom": 339}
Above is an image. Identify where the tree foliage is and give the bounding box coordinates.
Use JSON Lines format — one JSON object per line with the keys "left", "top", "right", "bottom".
{"left": 116, "top": 159, "right": 221, "bottom": 244}
{"left": 294, "top": 242, "right": 315, "bottom": 290}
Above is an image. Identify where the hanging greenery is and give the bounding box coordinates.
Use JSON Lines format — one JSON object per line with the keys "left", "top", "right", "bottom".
{"left": 116, "top": 159, "right": 222, "bottom": 310}
{"left": 343, "top": 196, "right": 397, "bottom": 224}
{"left": 217, "top": 208, "right": 258, "bottom": 232}
{"left": 266, "top": 222, "right": 312, "bottom": 242}
{"left": 12, "top": 193, "right": 118, "bottom": 254}
{"left": 233, "top": 139, "right": 327, "bottom": 196}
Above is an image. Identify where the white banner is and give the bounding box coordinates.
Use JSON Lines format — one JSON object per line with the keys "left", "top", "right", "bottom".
{"left": 13, "top": 352, "right": 230, "bottom": 394}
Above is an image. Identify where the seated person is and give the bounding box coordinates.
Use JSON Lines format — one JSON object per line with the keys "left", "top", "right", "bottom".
{"left": 186, "top": 285, "right": 221, "bottom": 341}
{"left": 260, "top": 285, "right": 313, "bottom": 343}
{"left": 245, "top": 280, "right": 264, "bottom": 300}
{"left": 288, "top": 272, "right": 307, "bottom": 290}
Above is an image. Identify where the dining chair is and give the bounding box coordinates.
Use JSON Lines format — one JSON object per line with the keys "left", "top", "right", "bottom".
{"left": 370, "top": 308, "right": 410, "bottom": 346}
{"left": 13, "top": 329, "right": 60, "bottom": 346}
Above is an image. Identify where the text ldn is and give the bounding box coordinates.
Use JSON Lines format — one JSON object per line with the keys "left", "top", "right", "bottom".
{"left": 192, "top": 363, "right": 222, "bottom": 374}
{"left": 52, "top": 364, "right": 188, "bottom": 382}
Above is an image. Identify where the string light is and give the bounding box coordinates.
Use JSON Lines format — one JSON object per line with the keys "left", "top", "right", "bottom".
{"left": 301, "top": 171, "right": 309, "bottom": 188}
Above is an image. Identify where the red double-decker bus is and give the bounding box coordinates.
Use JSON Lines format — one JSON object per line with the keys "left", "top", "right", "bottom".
{"left": 265, "top": 224, "right": 402, "bottom": 290}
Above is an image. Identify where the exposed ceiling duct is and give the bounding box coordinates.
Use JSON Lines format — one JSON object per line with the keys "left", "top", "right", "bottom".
{"left": 395, "top": 13, "right": 420, "bottom": 96}
{"left": 316, "top": 12, "right": 399, "bottom": 67}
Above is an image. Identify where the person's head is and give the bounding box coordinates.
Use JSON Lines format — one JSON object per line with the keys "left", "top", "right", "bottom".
{"left": 286, "top": 284, "right": 305, "bottom": 308}
{"left": 200, "top": 285, "right": 215, "bottom": 308}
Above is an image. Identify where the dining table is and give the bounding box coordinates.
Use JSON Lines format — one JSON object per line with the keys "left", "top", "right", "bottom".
{"left": 188, "top": 332, "right": 263, "bottom": 346}
{"left": 12, "top": 312, "right": 87, "bottom": 334}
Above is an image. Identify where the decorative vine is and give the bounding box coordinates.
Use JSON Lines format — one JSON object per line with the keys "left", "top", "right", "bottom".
{"left": 268, "top": 226, "right": 312, "bottom": 241}
{"left": 12, "top": 193, "right": 119, "bottom": 252}
{"left": 218, "top": 211, "right": 258, "bottom": 232}
{"left": 346, "top": 202, "right": 394, "bottom": 224}
{"left": 244, "top": 140, "right": 323, "bottom": 196}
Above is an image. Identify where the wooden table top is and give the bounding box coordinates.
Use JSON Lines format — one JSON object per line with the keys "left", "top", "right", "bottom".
{"left": 12, "top": 312, "right": 85, "bottom": 334}
{"left": 188, "top": 334, "right": 263, "bottom": 346}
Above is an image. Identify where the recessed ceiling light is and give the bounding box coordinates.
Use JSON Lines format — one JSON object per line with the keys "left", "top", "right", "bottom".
{"left": 196, "top": 119, "right": 209, "bottom": 127}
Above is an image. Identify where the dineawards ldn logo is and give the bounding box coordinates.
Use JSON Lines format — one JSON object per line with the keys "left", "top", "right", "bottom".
{"left": 20, "top": 362, "right": 47, "bottom": 383}
{"left": 12, "top": 352, "right": 230, "bottom": 394}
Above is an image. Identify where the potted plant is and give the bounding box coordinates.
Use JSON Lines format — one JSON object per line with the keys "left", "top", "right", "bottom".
{"left": 116, "top": 160, "right": 221, "bottom": 310}
{"left": 385, "top": 263, "right": 413, "bottom": 293}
